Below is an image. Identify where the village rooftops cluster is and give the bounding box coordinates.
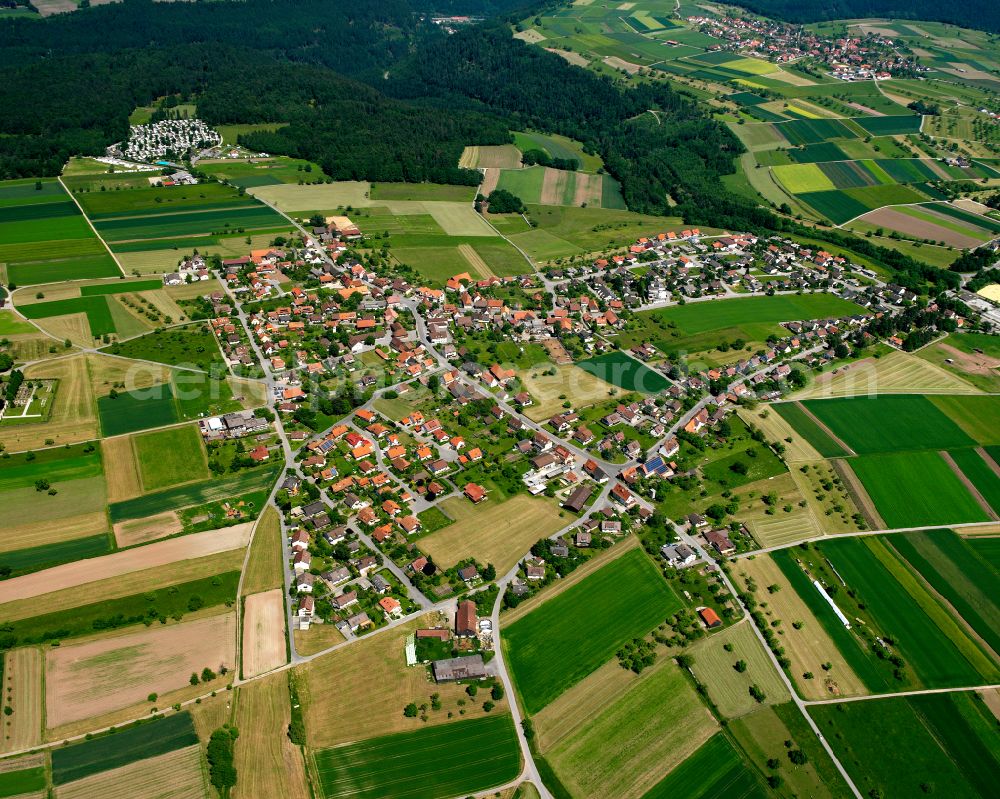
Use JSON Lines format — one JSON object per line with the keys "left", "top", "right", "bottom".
{"left": 109, "top": 117, "right": 222, "bottom": 164}
{"left": 690, "top": 14, "right": 926, "bottom": 79}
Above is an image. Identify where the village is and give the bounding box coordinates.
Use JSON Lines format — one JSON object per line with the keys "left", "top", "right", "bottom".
{"left": 166, "top": 203, "right": 980, "bottom": 655}
{"left": 689, "top": 13, "right": 927, "bottom": 80}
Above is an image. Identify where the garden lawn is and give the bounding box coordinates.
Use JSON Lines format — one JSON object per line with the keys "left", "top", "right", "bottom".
{"left": 133, "top": 425, "right": 209, "bottom": 491}
{"left": 810, "top": 692, "right": 1000, "bottom": 799}
{"left": 577, "top": 351, "right": 669, "bottom": 393}
{"left": 505, "top": 548, "right": 680, "bottom": 714}
{"left": 801, "top": 395, "right": 975, "bottom": 454}
{"left": 849, "top": 451, "right": 989, "bottom": 528}
{"left": 822, "top": 537, "right": 999, "bottom": 687}
{"left": 313, "top": 715, "right": 520, "bottom": 799}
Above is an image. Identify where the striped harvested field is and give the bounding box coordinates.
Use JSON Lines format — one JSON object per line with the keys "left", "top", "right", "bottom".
{"left": 457, "top": 243, "right": 497, "bottom": 279}
{"left": 112, "top": 511, "right": 184, "bottom": 548}
{"left": 242, "top": 589, "right": 286, "bottom": 678}
{"left": 241, "top": 506, "right": 284, "bottom": 596}
{"left": 0, "top": 511, "right": 107, "bottom": 554}
{"left": 792, "top": 350, "right": 980, "bottom": 399}
{"left": 0, "top": 648, "right": 43, "bottom": 752}
{"left": 233, "top": 673, "right": 310, "bottom": 799}
{"left": 0, "top": 550, "right": 244, "bottom": 622}
{"left": 54, "top": 745, "right": 207, "bottom": 799}
{"left": 101, "top": 436, "right": 143, "bottom": 503}
{"left": 735, "top": 556, "right": 867, "bottom": 700}
{"left": 0, "top": 523, "right": 253, "bottom": 606}
{"left": 738, "top": 406, "right": 821, "bottom": 463}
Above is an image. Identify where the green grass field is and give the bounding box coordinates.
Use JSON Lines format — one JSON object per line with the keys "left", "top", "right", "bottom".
{"left": 0, "top": 533, "right": 112, "bottom": 578}
{"left": 645, "top": 295, "right": 861, "bottom": 337}
{"left": 505, "top": 548, "right": 681, "bottom": 714}
{"left": 801, "top": 395, "right": 975, "bottom": 455}
{"left": 102, "top": 324, "right": 225, "bottom": 372}
{"left": 17, "top": 295, "right": 116, "bottom": 337}
{"left": 949, "top": 448, "right": 1000, "bottom": 514}
{"left": 849, "top": 451, "right": 989, "bottom": 527}
{"left": 79, "top": 279, "right": 161, "bottom": 295}
{"left": 109, "top": 466, "right": 278, "bottom": 522}
{"left": 134, "top": 425, "right": 209, "bottom": 490}
{"left": 7, "top": 254, "right": 121, "bottom": 287}
{"left": 98, "top": 371, "right": 243, "bottom": 436}
{"left": 6, "top": 572, "right": 239, "bottom": 649}
{"left": 369, "top": 182, "right": 477, "bottom": 202}
{"left": 51, "top": 712, "right": 199, "bottom": 785}
{"left": 772, "top": 402, "right": 849, "bottom": 457}
{"left": 576, "top": 351, "right": 669, "bottom": 393}
{"left": 98, "top": 382, "right": 180, "bottom": 436}
{"left": 888, "top": 529, "right": 1000, "bottom": 658}
{"left": 95, "top": 205, "right": 289, "bottom": 242}
{"left": 75, "top": 183, "right": 256, "bottom": 217}
{"left": 822, "top": 537, "right": 999, "bottom": 687}
{"left": 930, "top": 395, "right": 1000, "bottom": 446}
{"left": 639, "top": 733, "right": 766, "bottom": 799}
{"left": 0, "top": 766, "right": 46, "bottom": 798}
{"left": 313, "top": 715, "right": 521, "bottom": 799}
{"left": 810, "top": 692, "right": 1000, "bottom": 799}
{"left": 508, "top": 205, "right": 677, "bottom": 261}
{"left": 0, "top": 178, "right": 119, "bottom": 284}
{"left": 0, "top": 311, "right": 37, "bottom": 335}
{"left": 0, "top": 443, "right": 102, "bottom": 491}
{"left": 771, "top": 549, "right": 896, "bottom": 693}
{"left": 772, "top": 163, "right": 836, "bottom": 193}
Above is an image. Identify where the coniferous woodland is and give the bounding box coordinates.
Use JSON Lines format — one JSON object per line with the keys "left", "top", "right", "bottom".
{"left": 0, "top": 0, "right": 959, "bottom": 290}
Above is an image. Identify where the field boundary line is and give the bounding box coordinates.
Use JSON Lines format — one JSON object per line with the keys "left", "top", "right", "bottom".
{"left": 939, "top": 450, "right": 1000, "bottom": 521}
{"left": 977, "top": 447, "right": 1000, "bottom": 480}
{"left": 794, "top": 401, "right": 856, "bottom": 455}
{"left": 804, "top": 681, "right": 1000, "bottom": 706}
{"left": 835, "top": 200, "right": 940, "bottom": 229}
{"left": 833, "top": 458, "right": 885, "bottom": 528}
{"left": 736, "top": 518, "right": 1000, "bottom": 558}
{"left": 882, "top": 536, "right": 1000, "bottom": 666}
{"left": 57, "top": 175, "right": 125, "bottom": 278}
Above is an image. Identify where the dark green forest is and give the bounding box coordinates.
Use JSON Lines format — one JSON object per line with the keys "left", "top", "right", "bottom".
{"left": 729, "top": 0, "right": 1000, "bottom": 35}
{"left": 0, "top": 0, "right": 961, "bottom": 290}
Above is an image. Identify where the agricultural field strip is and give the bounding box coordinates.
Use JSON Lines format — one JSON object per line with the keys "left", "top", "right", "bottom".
{"left": 505, "top": 548, "right": 681, "bottom": 714}
{"left": 0, "top": 524, "right": 253, "bottom": 604}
